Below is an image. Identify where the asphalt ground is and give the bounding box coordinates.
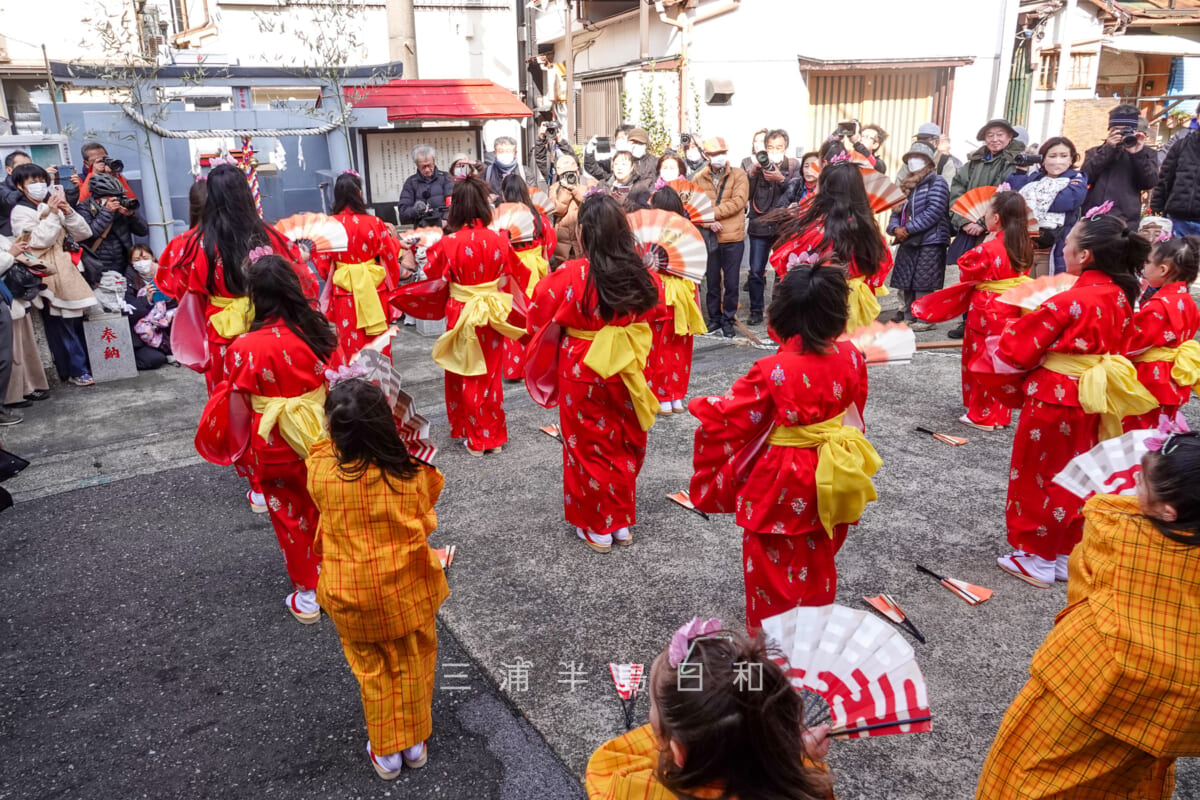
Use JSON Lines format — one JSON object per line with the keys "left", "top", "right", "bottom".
{"left": 2, "top": 275, "right": 1197, "bottom": 799}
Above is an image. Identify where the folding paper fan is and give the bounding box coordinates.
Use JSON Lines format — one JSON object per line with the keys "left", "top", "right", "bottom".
{"left": 760, "top": 604, "right": 932, "bottom": 739}
{"left": 668, "top": 490, "right": 710, "bottom": 520}
{"left": 916, "top": 564, "right": 993, "bottom": 606}
{"left": 860, "top": 171, "right": 906, "bottom": 214}
{"left": 666, "top": 178, "right": 715, "bottom": 225}
{"left": 609, "top": 663, "right": 645, "bottom": 729}
{"left": 490, "top": 202, "right": 537, "bottom": 244}
{"left": 353, "top": 348, "right": 438, "bottom": 464}
{"left": 540, "top": 424, "right": 562, "bottom": 440}
{"left": 627, "top": 209, "right": 708, "bottom": 283}
{"left": 529, "top": 187, "right": 555, "bottom": 216}
{"left": 841, "top": 321, "right": 916, "bottom": 366}
{"left": 950, "top": 186, "right": 997, "bottom": 223}
{"left": 996, "top": 273, "right": 1077, "bottom": 311}
{"left": 275, "top": 213, "right": 349, "bottom": 253}
{"left": 1053, "top": 428, "right": 1155, "bottom": 499}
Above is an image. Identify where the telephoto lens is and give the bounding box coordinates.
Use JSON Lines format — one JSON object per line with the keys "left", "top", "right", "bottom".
{"left": 755, "top": 150, "right": 770, "bottom": 168}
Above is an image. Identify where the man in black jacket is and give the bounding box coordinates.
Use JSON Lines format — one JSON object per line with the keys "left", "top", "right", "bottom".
{"left": 398, "top": 145, "right": 453, "bottom": 226}
{"left": 1151, "top": 128, "right": 1200, "bottom": 238}
{"left": 532, "top": 120, "right": 576, "bottom": 185}
{"left": 745, "top": 128, "right": 800, "bottom": 325}
{"left": 74, "top": 173, "right": 149, "bottom": 287}
{"left": 1081, "top": 105, "right": 1158, "bottom": 226}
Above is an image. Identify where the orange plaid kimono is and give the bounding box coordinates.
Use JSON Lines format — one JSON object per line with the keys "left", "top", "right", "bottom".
{"left": 976, "top": 494, "right": 1200, "bottom": 799}
{"left": 307, "top": 440, "right": 449, "bottom": 756}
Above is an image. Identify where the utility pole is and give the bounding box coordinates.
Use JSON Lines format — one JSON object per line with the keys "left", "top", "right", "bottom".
{"left": 386, "top": 0, "right": 419, "bottom": 78}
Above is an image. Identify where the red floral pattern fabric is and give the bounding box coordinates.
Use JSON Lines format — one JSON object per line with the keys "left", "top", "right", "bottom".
{"left": 313, "top": 212, "right": 403, "bottom": 357}
{"left": 959, "top": 237, "right": 1027, "bottom": 426}
{"left": 1124, "top": 281, "right": 1200, "bottom": 430}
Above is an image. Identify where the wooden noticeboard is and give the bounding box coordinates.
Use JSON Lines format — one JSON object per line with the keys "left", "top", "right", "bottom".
{"left": 362, "top": 129, "right": 482, "bottom": 207}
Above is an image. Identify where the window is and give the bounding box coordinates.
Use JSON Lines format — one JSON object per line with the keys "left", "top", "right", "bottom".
{"left": 1069, "top": 53, "right": 1095, "bottom": 89}
{"left": 1038, "top": 53, "right": 1059, "bottom": 90}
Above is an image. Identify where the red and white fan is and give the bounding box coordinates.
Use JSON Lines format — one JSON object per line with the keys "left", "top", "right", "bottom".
{"left": 860, "top": 171, "right": 906, "bottom": 214}
{"left": 609, "top": 663, "right": 645, "bottom": 729}
{"left": 666, "top": 178, "right": 715, "bottom": 225}
{"left": 841, "top": 321, "right": 916, "bottom": 366}
{"left": 529, "top": 187, "right": 555, "bottom": 216}
{"left": 996, "top": 273, "right": 1077, "bottom": 311}
{"left": 760, "top": 604, "right": 932, "bottom": 739}
{"left": 627, "top": 209, "right": 708, "bottom": 283}
{"left": 1053, "top": 428, "right": 1156, "bottom": 499}
{"left": 275, "top": 213, "right": 350, "bottom": 253}
{"left": 490, "top": 202, "right": 537, "bottom": 244}
{"left": 950, "top": 186, "right": 997, "bottom": 224}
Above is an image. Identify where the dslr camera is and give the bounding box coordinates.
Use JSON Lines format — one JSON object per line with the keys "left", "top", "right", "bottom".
{"left": 101, "top": 156, "right": 125, "bottom": 173}
{"left": 680, "top": 132, "right": 693, "bottom": 147}
{"left": 754, "top": 150, "right": 771, "bottom": 168}
{"left": 562, "top": 170, "right": 579, "bottom": 186}
{"left": 1114, "top": 127, "right": 1139, "bottom": 148}
{"left": 117, "top": 195, "right": 140, "bottom": 211}
{"left": 545, "top": 121, "right": 560, "bottom": 137}
{"left": 1013, "top": 153, "right": 1043, "bottom": 168}
{"left": 834, "top": 119, "right": 861, "bottom": 138}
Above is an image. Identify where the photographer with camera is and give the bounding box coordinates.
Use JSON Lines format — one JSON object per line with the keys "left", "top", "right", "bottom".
{"left": 584, "top": 124, "right": 635, "bottom": 182}
{"left": 75, "top": 173, "right": 149, "bottom": 288}
{"left": 398, "top": 145, "right": 453, "bottom": 227}
{"left": 1081, "top": 106, "right": 1159, "bottom": 227}
{"left": 745, "top": 128, "right": 801, "bottom": 325}
{"left": 550, "top": 153, "right": 588, "bottom": 264}
{"left": 77, "top": 142, "right": 137, "bottom": 204}
{"left": 532, "top": 119, "right": 576, "bottom": 185}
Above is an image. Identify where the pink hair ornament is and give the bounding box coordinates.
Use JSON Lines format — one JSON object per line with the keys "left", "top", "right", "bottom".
{"left": 667, "top": 617, "right": 723, "bottom": 668}
{"left": 1084, "top": 200, "right": 1114, "bottom": 220}
{"left": 324, "top": 361, "right": 371, "bottom": 388}
{"left": 786, "top": 251, "right": 822, "bottom": 271}
{"left": 1146, "top": 412, "right": 1191, "bottom": 453}
{"left": 248, "top": 245, "right": 274, "bottom": 262}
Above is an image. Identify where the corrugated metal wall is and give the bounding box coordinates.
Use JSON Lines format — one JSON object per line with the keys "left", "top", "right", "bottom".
{"left": 578, "top": 76, "right": 622, "bottom": 145}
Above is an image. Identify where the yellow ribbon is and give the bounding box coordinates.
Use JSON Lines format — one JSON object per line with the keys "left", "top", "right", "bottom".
{"left": 976, "top": 275, "right": 1032, "bottom": 294}
{"left": 767, "top": 413, "right": 882, "bottom": 537}
{"left": 662, "top": 274, "right": 708, "bottom": 336}
{"left": 431, "top": 279, "right": 526, "bottom": 376}
{"left": 845, "top": 277, "right": 886, "bottom": 332}
{"left": 515, "top": 247, "right": 549, "bottom": 296}
{"left": 209, "top": 295, "right": 255, "bottom": 339}
{"left": 332, "top": 260, "right": 388, "bottom": 335}
{"left": 250, "top": 385, "right": 328, "bottom": 458}
{"left": 1042, "top": 352, "right": 1159, "bottom": 440}
{"left": 1135, "top": 340, "right": 1200, "bottom": 394}
{"left": 566, "top": 323, "right": 658, "bottom": 431}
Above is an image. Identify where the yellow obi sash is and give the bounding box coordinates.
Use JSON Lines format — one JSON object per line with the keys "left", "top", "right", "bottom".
{"left": 250, "top": 385, "right": 328, "bottom": 458}
{"left": 845, "top": 276, "right": 888, "bottom": 332}
{"left": 332, "top": 260, "right": 388, "bottom": 335}
{"left": 515, "top": 247, "right": 549, "bottom": 296}
{"left": 976, "top": 275, "right": 1032, "bottom": 294}
{"left": 209, "top": 295, "right": 255, "bottom": 339}
{"left": 767, "top": 413, "right": 882, "bottom": 538}
{"left": 566, "top": 323, "right": 658, "bottom": 432}
{"left": 1135, "top": 341, "right": 1200, "bottom": 393}
{"left": 431, "top": 278, "right": 526, "bottom": 376}
{"left": 1042, "top": 352, "right": 1159, "bottom": 440}
{"left": 661, "top": 274, "right": 708, "bottom": 336}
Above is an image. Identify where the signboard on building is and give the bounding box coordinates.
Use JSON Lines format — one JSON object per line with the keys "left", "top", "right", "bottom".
{"left": 362, "top": 128, "right": 482, "bottom": 207}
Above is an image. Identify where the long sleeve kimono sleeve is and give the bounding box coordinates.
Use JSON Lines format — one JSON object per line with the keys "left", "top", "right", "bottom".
{"left": 996, "top": 302, "right": 1070, "bottom": 371}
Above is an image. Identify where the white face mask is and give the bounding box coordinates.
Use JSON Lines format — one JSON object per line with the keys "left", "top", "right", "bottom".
{"left": 906, "top": 157, "right": 929, "bottom": 173}
{"left": 686, "top": 148, "right": 702, "bottom": 162}
{"left": 133, "top": 259, "right": 155, "bottom": 277}
{"left": 631, "top": 144, "right": 647, "bottom": 159}
{"left": 25, "top": 182, "right": 48, "bottom": 201}
{"left": 659, "top": 165, "right": 680, "bottom": 182}
{"left": 709, "top": 155, "right": 728, "bottom": 170}
{"left": 452, "top": 165, "right": 471, "bottom": 178}
{"left": 768, "top": 152, "right": 785, "bottom": 165}
{"left": 495, "top": 153, "right": 515, "bottom": 168}
{"left": 615, "top": 140, "right": 633, "bottom": 153}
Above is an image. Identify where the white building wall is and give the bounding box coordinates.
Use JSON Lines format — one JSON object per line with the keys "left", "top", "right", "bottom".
{"left": 1025, "top": 1, "right": 1107, "bottom": 143}
{"left": 414, "top": 6, "right": 519, "bottom": 90}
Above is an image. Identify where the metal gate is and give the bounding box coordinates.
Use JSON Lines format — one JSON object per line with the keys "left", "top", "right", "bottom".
{"left": 578, "top": 76, "right": 622, "bottom": 145}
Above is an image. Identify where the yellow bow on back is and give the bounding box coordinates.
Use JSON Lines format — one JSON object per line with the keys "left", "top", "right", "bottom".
{"left": 250, "top": 385, "right": 328, "bottom": 458}
{"left": 568, "top": 323, "right": 658, "bottom": 431}
{"left": 976, "top": 275, "right": 1032, "bottom": 294}
{"left": 332, "top": 260, "right": 388, "bottom": 335}
{"left": 767, "top": 414, "right": 882, "bottom": 537}
{"left": 516, "top": 248, "right": 549, "bottom": 296}
{"left": 431, "top": 279, "right": 526, "bottom": 376}
{"left": 209, "top": 295, "right": 255, "bottom": 339}
{"left": 662, "top": 274, "right": 708, "bottom": 336}
{"left": 845, "top": 277, "right": 887, "bottom": 332}
{"left": 1042, "top": 352, "right": 1159, "bottom": 440}
{"left": 1137, "top": 340, "right": 1200, "bottom": 394}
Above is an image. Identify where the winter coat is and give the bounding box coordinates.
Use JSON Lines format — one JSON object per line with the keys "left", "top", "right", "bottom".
{"left": 948, "top": 138, "right": 1025, "bottom": 231}
{"left": 397, "top": 169, "right": 453, "bottom": 224}
{"left": 0, "top": 175, "right": 24, "bottom": 238}
{"left": 887, "top": 169, "right": 951, "bottom": 247}
{"left": 603, "top": 172, "right": 655, "bottom": 211}
{"left": 895, "top": 153, "right": 958, "bottom": 188}
{"left": 10, "top": 199, "right": 98, "bottom": 318}
{"left": 75, "top": 196, "right": 150, "bottom": 285}
{"left": 550, "top": 180, "right": 584, "bottom": 264}
{"left": 532, "top": 136, "right": 577, "bottom": 183}
{"left": 1008, "top": 167, "right": 1088, "bottom": 272}
{"left": 1151, "top": 131, "right": 1200, "bottom": 223}
{"left": 1081, "top": 143, "right": 1158, "bottom": 225}
{"left": 483, "top": 161, "right": 540, "bottom": 198}
{"left": 694, "top": 165, "right": 749, "bottom": 243}
{"left": 746, "top": 158, "right": 802, "bottom": 239}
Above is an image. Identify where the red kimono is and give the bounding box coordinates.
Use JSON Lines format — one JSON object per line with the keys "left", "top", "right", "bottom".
{"left": 158, "top": 228, "right": 316, "bottom": 393}
{"left": 502, "top": 212, "right": 557, "bottom": 379}
{"left": 688, "top": 339, "right": 869, "bottom": 631}
{"left": 528, "top": 259, "right": 660, "bottom": 536}
{"left": 1124, "top": 281, "right": 1200, "bottom": 431}
{"left": 425, "top": 222, "right": 529, "bottom": 451}
{"left": 200, "top": 321, "right": 334, "bottom": 591}
{"left": 313, "top": 212, "right": 403, "bottom": 357}
{"left": 647, "top": 276, "right": 702, "bottom": 403}
{"left": 767, "top": 223, "right": 893, "bottom": 289}
{"left": 993, "top": 271, "right": 1134, "bottom": 561}
{"left": 959, "top": 238, "right": 1026, "bottom": 427}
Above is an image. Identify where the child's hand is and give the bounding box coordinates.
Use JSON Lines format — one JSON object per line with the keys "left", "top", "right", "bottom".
{"left": 801, "top": 723, "right": 832, "bottom": 762}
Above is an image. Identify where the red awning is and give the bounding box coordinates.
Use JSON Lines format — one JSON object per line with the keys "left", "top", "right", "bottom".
{"left": 348, "top": 79, "right": 532, "bottom": 121}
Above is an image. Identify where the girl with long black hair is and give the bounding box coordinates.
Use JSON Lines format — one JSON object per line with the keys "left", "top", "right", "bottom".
{"left": 768, "top": 162, "right": 893, "bottom": 331}
{"left": 499, "top": 173, "right": 556, "bottom": 379}
{"left": 312, "top": 171, "right": 403, "bottom": 357}
{"left": 526, "top": 193, "right": 660, "bottom": 552}
{"left": 195, "top": 253, "right": 339, "bottom": 622}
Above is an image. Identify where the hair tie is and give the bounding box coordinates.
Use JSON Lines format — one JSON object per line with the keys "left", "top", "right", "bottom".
{"left": 667, "top": 617, "right": 723, "bottom": 668}
{"left": 341, "top": 168, "right": 360, "bottom": 177}
{"left": 248, "top": 245, "right": 274, "bottom": 262}
{"left": 584, "top": 184, "right": 607, "bottom": 199}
